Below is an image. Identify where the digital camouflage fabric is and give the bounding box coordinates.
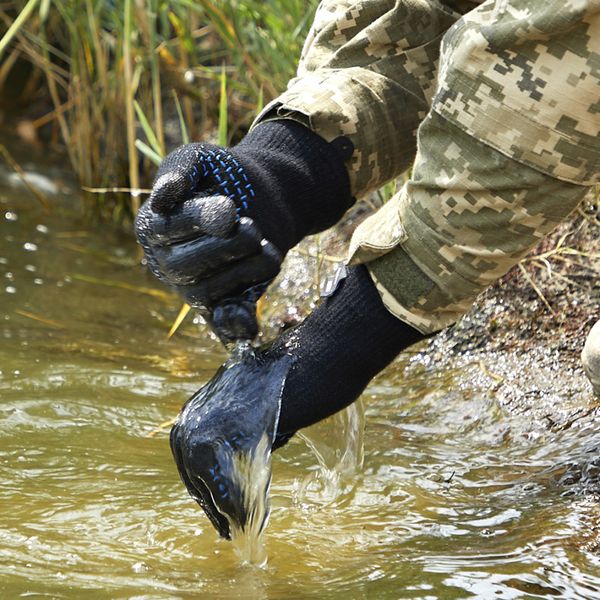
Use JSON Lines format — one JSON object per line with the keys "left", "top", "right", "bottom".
{"left": 362, "top": 112, "right": 587, "bottom": 332}
{"left": 254, "top": 0, "right": 599, "bottom": 333}
{"left": 254, "top": 0, "right": 464, "bottom": 197}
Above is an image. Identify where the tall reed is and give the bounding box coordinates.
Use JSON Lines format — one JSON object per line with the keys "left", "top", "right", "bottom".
{"left": 0, "top": 0, "right": 317, "bottom": 221}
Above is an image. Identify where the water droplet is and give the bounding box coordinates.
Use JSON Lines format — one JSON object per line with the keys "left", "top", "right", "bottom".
{"left": 5, "top": 286, "right": 16, "bottom": 294}
{"left": 4, "top": 211, "right": 17, "bottom": 221}
{"left": 131, "top": 561, "right": 148, "bottom": 573}
{"left": 36, "top": 224, "right": 49, "bottom": 234}
{"left": 23, "top": 242, "right": 38, "bottom": 252}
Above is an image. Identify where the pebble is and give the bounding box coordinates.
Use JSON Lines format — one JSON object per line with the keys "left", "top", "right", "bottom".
{"left": 581, "top": 320, "right": 600, "bottom": 396}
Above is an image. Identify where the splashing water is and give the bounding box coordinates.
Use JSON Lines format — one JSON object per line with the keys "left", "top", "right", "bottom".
{"left": 228, "top": 432, "right": 273, "bottom": 567}
{"left": 228, "top": 396, "right": 366, "bottom": 567}
{"left": 169, "top": 338, "right": 293, "bottom": 557}
{"left": 298, "top": 400, "right": 365, "bottom": 503}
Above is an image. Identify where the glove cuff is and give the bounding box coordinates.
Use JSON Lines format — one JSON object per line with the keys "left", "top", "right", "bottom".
{"left": 269, "top": 264, "right": 426, "bottom": 441}
{"left": 232, "top": 120, "right": 354, "bottom": 253}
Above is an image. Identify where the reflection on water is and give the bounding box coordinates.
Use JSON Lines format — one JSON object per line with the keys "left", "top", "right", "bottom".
{"left": 0, "top": 159, "right": 599, "bottom": 599}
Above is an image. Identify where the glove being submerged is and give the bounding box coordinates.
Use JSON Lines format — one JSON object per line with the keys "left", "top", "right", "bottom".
{"left": 170, "top": 343, "right": 293, "bottom": 539}
{"left": 169, "top": 265, "right": 428, "bottom": 539}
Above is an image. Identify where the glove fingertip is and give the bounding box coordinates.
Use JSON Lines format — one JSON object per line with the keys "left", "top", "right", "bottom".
{"left": 151, "top": 171, "right": 192, "bottom": 215}
{"left": 212, "top": 300, "right": 259, "bottom": 343}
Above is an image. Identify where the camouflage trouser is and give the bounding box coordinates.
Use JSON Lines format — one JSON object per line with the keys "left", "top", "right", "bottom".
{"left": 254, "top": 0, "right": 600, "bottom": 333}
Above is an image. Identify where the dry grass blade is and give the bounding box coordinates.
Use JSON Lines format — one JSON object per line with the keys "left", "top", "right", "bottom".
{"left": 518, "top": 262, "right": 556, "bottom": 315}
{"left": 530, "top": 260, "right": 584, "bottom": 289}
{"left": 81, "top": 186, "right": 152, "bottom": 195}
{"left": 294, "top": 247, "right": 343, "bottom": 263}
{"left": 123, "top": 0, "right": 140, "bottom": 214}
{"left": 56, "top": 242, "right": 137, "bottom": 266}
{"left": 168, "top": 303, "right": 192, "bottom": 338}
{"left": 37, "top": 27, "right": 75, "bottom": 169}
{"left": 71, "top": 273, "right": 174, "bottom": 302}
{"left": 0, "top": 46, "right": 21, "bottom": 90}
{"left": 14, "top": 309, "right": 64, "bottom": 329}
{"left": 145, "top": 416, "right": 178, "bottom": 438}
{"left": 31, "top": 96, "right": 77, "bottom": 129}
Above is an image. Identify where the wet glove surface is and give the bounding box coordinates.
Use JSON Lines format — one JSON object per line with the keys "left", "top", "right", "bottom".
{"left": 170, "top": 265, "right": 427, "bottom": 538}
{"left": 170, "top": 343, "right": 293, "bottom": 539}
{"left": 268, "top": 264, "right": 428, "bottom": 437}
{"left": 134, "top": 120, "right": 353, "bottom": 342}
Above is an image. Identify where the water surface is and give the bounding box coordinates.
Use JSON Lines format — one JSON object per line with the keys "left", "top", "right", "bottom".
{"left": 0, "top": 159, "right": 599, "bottom": 599}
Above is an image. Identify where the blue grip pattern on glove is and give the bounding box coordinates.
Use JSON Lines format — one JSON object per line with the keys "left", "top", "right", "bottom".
{"left": 200, "top": 147, "right": 256, "bottom": 212}
{"left": 151, "top": 143, "right": 256, "bottom": 216}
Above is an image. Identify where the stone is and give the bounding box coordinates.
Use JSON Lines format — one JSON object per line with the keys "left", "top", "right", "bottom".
{"left": 582, "top": 319, "right": 600, "bottom": 396}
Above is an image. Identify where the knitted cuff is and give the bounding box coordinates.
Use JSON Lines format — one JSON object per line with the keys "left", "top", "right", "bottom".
{"left": 268, "top": 264, "right": 426, "bottom": 436}
{"left": 232, "top": 120, "right": 354, "bottom": 253}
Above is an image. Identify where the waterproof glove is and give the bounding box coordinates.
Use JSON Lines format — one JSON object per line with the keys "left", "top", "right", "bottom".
{"left": 170, "top": 344, "right": 293, "bottom": 539}
{"left": 134, "top": 120, "right": 354, "bottom": 342}
{"left": 170, "top": 264, "right": 427, "bottom": 537}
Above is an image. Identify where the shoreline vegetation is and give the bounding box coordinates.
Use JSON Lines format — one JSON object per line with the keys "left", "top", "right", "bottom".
{"left": 0, "top": 0, "right": 317, "bottom": 220}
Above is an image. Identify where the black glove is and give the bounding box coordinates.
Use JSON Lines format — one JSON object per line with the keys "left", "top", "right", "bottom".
{"left": 169, "top": 264, "right": 427, "bottom": 537}
{"left": 268, "top": 264, "right": 427, "bottom": 442}
{"left": 134, "top": 120, "right": 354, "bottom": 342}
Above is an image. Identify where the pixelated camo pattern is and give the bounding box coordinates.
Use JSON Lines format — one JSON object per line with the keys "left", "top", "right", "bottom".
{"left": 254, "top": 0, "right": 463, "bottom": 197}
{"left": 361, "top": 112, "right": 588, "bottom": 332}
{"left": 435, "top": 0, "right": 600, "bottom": 186}
{"left": 254, "top": 0, "right": 599, "bottom": 332}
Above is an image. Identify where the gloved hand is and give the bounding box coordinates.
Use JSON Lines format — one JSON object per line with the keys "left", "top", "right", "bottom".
{"left": 134, "top": 120, "right": 354, "bottom": 342}
{"left": 170, "top": 264, "right": 427, "bottom": 537}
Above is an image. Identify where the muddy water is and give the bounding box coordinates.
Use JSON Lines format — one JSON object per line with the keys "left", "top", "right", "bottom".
{"left": 1, "top": 160, "right": 599, "bottom": 599}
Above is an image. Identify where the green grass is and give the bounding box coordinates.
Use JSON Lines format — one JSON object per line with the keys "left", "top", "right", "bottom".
{"left": 0, "top": 0, "right": 317, "bottom": 221}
